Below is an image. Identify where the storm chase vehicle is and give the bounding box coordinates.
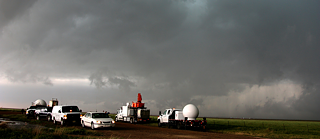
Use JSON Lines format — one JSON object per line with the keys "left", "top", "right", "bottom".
{"left": 26, "top": 99, "right": 47, "bottom": 118}
{"left": 158, "top": 104, "right": 207, "bottom": 130}
{"left": 26, "top": 105, "right": 46, "bottom": 118}
{"left": 81, "top": 112, "right": 115, "bottom": 130}
{"left": 51, "top": 105, "right": 82, "bottom": 126}
{"left": 26, "top": 98, "right": 58, "bottom": 119}
{"left": 35, "top": 107, "right": 53, "bottom": 121}
{"left": 115, "top": 93, "right": 150, "bottom": 123}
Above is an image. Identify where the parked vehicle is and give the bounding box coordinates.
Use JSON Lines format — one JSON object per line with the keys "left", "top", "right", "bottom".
{"left": 51, "top": 105, "right": 82, "bottom": 126}
{"left": 81, "top": 112, "right": 115, "bottom": 130}
{"left": 35, "top": 107, "right": 53, "bottom": 121}
{"left": 115, "top": 93, "right": 150, "bottom": 123}
{"left": 26, "top": 105, "right": 46, "bottom": 119}
{"left": 158, "top": 104, "right": 207, "bottom": 130}
{"left": 26, "top": 98, "right": 58, "bottom": 119}
{"left": 34, "top": 98, "right": 58, "bottom": 121}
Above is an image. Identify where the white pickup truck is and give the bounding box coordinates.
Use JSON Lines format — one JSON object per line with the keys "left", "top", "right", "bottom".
{"left": 158, "top": 107, "right": 207, "bottom": 130}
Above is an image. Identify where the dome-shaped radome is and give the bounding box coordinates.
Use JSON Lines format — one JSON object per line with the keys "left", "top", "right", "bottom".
{"left": 34, "top": 99, "right": 47, "bottom": 106}
{"left": 182, "top": 104, "right": 199, "bottom": 120}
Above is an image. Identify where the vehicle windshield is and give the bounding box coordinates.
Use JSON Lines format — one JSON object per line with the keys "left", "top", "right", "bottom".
{"left": 62, "top": 106, "right": 80, "bottom": 112}
{"left": 29, "top": 106, "right": 37, "bottom": 109}
{"left": 29, "top": 106, "right": 46, "bottom": 109}
{"left": 92, "top": 113, "right": 109, "bottom": 118}
{"left": 47, "top": 107, "right": 53, "bottom": 112}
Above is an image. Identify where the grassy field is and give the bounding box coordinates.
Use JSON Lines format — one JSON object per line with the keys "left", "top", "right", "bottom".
{"left": 0, "top": 108, "right": 24, "bottom": 112}
{"left": 204, "top": 118, "right": 320, "bottom": 139}
{"left": 140, "top": 115, "right": 320, "bottom": 139}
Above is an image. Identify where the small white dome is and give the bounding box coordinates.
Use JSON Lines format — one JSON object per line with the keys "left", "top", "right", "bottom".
{"left": 34, "top": 99, "right": 47, "bottom": 106}
{"left": 182, "top": 104, "right": 199, "bottom": 120}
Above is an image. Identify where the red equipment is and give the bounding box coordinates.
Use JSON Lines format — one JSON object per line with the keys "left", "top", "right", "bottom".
{"left": 132, "top": 93, "right": 145, "bottom": 108}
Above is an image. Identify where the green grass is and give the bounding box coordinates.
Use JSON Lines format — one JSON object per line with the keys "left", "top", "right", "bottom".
{"left": 144, "top": 115, "right": 320, "bottom": 139}
{"left": 200, "top": 118, "right": 320, "bottom": 139}
{"left": 0, "top": 108, "right": 24, "bottom": 112}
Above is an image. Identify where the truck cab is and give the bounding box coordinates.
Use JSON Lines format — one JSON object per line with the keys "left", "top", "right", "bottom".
{"left": 26, "top": 106, "right": 46, "bottom": 119}
{"left": 158, "top": 109, "right": 172, "bottom": 123}
{"left": 51, "top": 105, "right": 82, "bottom": 126}
{"left": 158, "top": 109, "right": 183, "bottom": 126}
{"left": 35, "top": 107, "right": 53, "bottom": 121}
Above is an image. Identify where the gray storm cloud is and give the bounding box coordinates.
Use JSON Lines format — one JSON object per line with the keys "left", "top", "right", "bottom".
{"left": 0, "top": 0, "right": 319, "bottom": 120}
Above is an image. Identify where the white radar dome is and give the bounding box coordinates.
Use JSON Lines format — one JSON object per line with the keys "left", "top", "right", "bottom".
{"left": 182, "top": 104, "right": 199, "bottom": 120}
{"left": 34, "top": 99, "right": 47, "bottom": 106}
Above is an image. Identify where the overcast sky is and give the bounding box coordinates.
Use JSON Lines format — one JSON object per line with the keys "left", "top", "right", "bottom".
{"left": 0, "top": 0, "right": 319, "bottom": 120}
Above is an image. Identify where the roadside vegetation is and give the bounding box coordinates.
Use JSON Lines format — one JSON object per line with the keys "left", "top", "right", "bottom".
{"left": 205, "top": 118, "right": 320, "bottom": 139}
{"left": 0, "top": 109, "right": 119, "bottom": 139}
{"left": 144, "top": 115, "right": 320, "bottom": 139}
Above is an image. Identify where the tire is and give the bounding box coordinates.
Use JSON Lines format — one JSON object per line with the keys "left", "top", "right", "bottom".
{"left": 91, "top": 122, "right": 95, "bottom": 130}
{"left": 82, "top": 121, "right": 85, "bottom": 128}
{"left": 47, "top": 115, "right": 51, "bottom": 121}
{"left": 158, "top": 120, "right": 162, "bottom": 127}
{"left": 177, "top": 122, "right": 182, "bottom": 129}
{"left": 53, "top": 118, "right": 57, "bottom": 125}
{"left": 61, "top": 119, "right": 65, "bottom": 126}
{"left": 202, "top": 125, "right": 206, "bottom": 132}
{"left": 36, "top": 115, "right": 40, "bottom": 120}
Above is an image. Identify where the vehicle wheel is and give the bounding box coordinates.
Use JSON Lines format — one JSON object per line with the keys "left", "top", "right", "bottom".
{"left": 53, "top": 118, "right": 57, "bottom": 125}
{"left": 177, "top": 122, "right": 181, "bottom": 129}
{"left": 47, "top": 115, "right": 51, "bottom": 121}
{"left": 158, "top": 120, "right": 162, "bottom": 127}
{"left": 36, "top": 115, "right": 40, "bottom": 120}
{"left": 82, "top": 121, "right": 85, "bottom": 128}
{"left": 91, "top": 122, "right": 95, "bottom": 130}
{"left": 61, "top": 119, "right": 65, "bottom": 126}
{"left": 130, "top": 118, "right": 134, "bottom": 124}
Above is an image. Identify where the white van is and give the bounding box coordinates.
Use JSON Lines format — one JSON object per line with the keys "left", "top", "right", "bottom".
{"left": 51, "top": 105, "right": 82, "bottom": 125}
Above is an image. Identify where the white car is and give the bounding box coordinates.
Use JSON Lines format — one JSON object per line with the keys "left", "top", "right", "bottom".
{"left": 81, "top": 112, "right": 115, "bottom": 129}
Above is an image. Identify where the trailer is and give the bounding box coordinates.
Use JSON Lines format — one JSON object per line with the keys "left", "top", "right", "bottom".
{"left": 158, "top": 104, "right": 207, "bottom": 130}
{"left": 115, "top": 93, "right": 150, "bottom": 123}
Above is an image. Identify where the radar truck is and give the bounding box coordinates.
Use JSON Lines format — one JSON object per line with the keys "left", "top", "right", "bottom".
{"left": 158, "top": 104, "right": 207, "bottom": 130}
{"left": 115, "top": 93, "right": 150, "bottom": 123}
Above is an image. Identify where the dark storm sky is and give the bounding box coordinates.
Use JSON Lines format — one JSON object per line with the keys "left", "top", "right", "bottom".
{"left": 0, "top": 0, "right": 319, "bottom": 120}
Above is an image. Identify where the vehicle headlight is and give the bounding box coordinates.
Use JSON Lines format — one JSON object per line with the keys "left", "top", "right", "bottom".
{"left": 26, "top": 111, "right": 28, "bottom": 114}
{"left": 112, "top": 120, "right": 115, "bottom": 124}
{"left": 63, "top": 115, "right": 67, "bottom": 119}
{"left": 96, "top": 121, "right": 101, "bottom": 124}
{"left": 80, "top": 114, "right": 82, "bottom": 117}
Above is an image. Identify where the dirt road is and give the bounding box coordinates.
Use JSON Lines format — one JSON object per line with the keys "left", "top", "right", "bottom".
{"left": 88, "top": 122, "right": 258, "bottom": 139}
